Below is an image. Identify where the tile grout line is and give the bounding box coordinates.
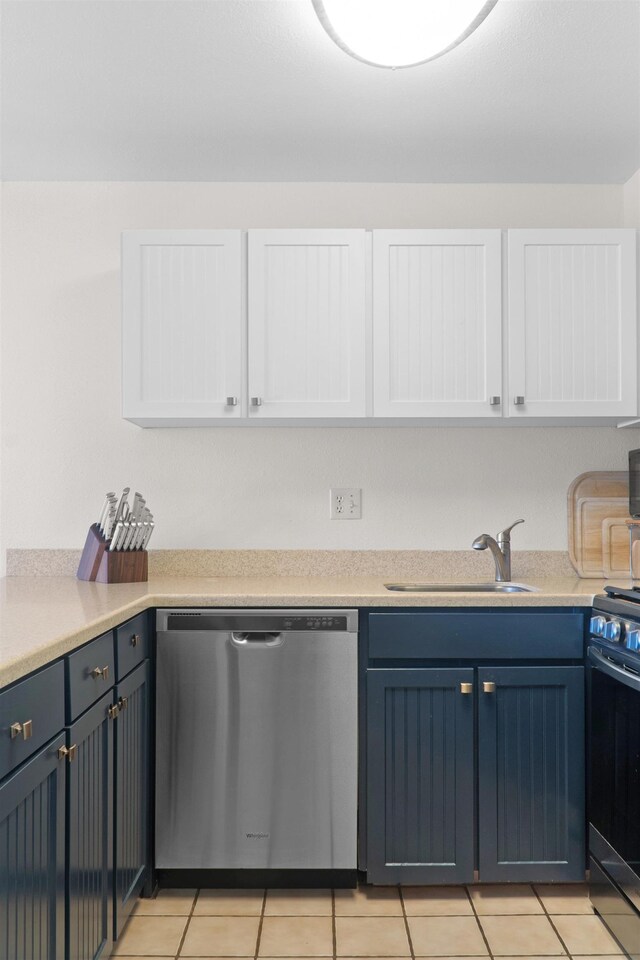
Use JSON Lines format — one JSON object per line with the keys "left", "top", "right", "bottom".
{"left": 332, "top": 888, "right": 337, "bottom": 960}
{"left": 254, "top": 888, "right": 268, "bottom": 960}
{"left": 532, "top": 885, "right": 575, "bottom": 957}
{"left": 398, "top": 885, "right": 416, "bottom": 960}
{"left": 174, "top": 887, "right": 200, "bottom": 960}
{"left": 465, "top": 884, "right": 496, "bottom": 960}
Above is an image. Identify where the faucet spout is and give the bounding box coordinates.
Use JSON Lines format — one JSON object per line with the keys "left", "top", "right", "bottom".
{"left": 472, "top": 521, "right": 523, "bottom": 582}
{"left": 472, "top": 534, "right": 510, "bottom": 581}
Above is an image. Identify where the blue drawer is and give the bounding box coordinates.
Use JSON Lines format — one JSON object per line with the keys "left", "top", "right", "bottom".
{"left": 116, "top": 612, "right": 149, "bottom": 680}
{"left": 368, "top": 612, "right": 585, "bottom": 660}
{"left": 0, "top": 661, "right": 65, "bottom": 780}
{"left": 66, "top": 631, "right": 115, "bottom": 721}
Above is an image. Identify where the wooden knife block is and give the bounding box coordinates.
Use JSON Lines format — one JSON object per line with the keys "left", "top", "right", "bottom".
{"left": 77, "top": 524, "right": 148, "bottom": 583}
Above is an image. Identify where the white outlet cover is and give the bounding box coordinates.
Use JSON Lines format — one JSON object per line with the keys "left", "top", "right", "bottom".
{"left": 330, "top": 487, "right": 362, "bottom": 520}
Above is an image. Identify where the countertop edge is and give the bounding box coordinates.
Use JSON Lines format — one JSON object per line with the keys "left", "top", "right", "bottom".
{"left": 0, "top": 578, "right": 599, "bottom": 689}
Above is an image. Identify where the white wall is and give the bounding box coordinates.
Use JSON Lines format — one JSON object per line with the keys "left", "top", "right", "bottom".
{"left": 0, "top": 181, "right": 635, "bottom": 560}
{"left": 624, "top": 168, "right": 640, "bottom": 227}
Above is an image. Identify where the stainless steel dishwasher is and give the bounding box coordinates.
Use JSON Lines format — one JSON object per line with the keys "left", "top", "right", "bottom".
{"left": 155, "top": 609, "right": 358, "bottom": 885}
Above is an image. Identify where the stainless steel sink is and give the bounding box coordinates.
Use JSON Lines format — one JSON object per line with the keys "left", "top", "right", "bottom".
{"left": 384, "top": 582, "right": 537, "bottom": 593}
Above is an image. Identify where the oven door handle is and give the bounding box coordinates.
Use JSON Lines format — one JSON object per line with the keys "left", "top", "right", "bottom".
{"left": 588, "top": 645, "right": 640, "bottom": 693}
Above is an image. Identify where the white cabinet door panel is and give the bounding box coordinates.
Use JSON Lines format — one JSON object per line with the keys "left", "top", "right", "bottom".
{"left": 508, "top": 229, "right": 637, "bottom": 418}
{"left": 373, "top": 230, "right": 502, "bottom": 417}
{"left": 248, "top": 230, "right": 366, "bottom": 417}
{"left": 122, "top": 231, "right": 242, "bottom": 421}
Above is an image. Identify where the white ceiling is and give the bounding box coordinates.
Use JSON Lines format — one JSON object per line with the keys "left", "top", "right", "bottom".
{"left": 1, "top": 0, "right": 639, "bottom": 183}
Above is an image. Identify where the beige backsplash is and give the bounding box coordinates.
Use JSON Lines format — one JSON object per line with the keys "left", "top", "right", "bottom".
{"left": 6, "top": 548, "right": 577, "bottom": 579}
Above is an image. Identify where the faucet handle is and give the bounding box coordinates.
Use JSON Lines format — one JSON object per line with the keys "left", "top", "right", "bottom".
{"left": 497, "top": 519, "right": 524, "bottom": 542}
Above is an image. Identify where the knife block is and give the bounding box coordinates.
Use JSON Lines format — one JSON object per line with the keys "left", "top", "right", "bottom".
{"left": 77, "top": 524, "right": 148, "bottom": 583}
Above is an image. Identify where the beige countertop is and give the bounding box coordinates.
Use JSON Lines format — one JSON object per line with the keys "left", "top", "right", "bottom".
{"left": 0, "top": 574, "right": 606, "bottom": 689}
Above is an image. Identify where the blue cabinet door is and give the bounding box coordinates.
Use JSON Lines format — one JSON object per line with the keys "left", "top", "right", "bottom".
{"left": 366, "top": 668, "right": 475, "bottom": 884}
{"left": 478, "top": 665, "right": 585, "bottom": 881}
{"left": 114, "top": 660, "right": 150, "bottom": 938}
{"left": 0, "top": 734, "right": 66, "bottom": 960}
{"left": 67, "top": 692, "right": 115, "bottom": 960}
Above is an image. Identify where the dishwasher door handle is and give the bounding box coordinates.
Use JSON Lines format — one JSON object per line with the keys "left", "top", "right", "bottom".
{"left": 230, "top": 631, "right": 285, "bottom": 647}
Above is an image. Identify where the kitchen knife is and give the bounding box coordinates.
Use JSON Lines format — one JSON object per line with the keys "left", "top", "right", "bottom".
{"left": 123, "top": 494, "right": 144, "bottom": 550}
{"left": 130, "top": 506, "right": 149, "bottom": 551}
{"left": 113, "top": 487, "right": 130, "bottom": 528}
{"left": 140, "top": 515, "right": 155, "bottom": 550}
{"left": 104, "top": 494, "right": 118, "bottom": 540}
{"left": 110, "top": 502, "right": 131, "bottom": 551}
{"left": 109, "top": 521, "right": 124, "bottom": 551}
{"left": 98, "top": 493, "right": 115, "bottom": 534}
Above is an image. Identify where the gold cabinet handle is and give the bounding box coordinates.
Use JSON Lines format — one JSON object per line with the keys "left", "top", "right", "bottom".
{"left": 118, "top": 696, "right": 128, "bottom": 711}
{"left": 10, "top": 719, "right": 33, "bottom": 740}
{"left": 57, "top": 745, "right": 69, "bottom": 760}
{"left": 108, "top": 703, "right": 120, "bottom": 720}
{"left": 460, "top": 682, "right": 473, "bottom": 695}
{"left": 483, "top": 681, "right": 496, "bottom": 693}
{"left": 131, "top": 634, "right": 140, "bottom": 647}
{"left": 59, "top": 743, "right": 77, "bottom": 762}
{"left": 91, "top": 665, "right": 110, "bottom": 680}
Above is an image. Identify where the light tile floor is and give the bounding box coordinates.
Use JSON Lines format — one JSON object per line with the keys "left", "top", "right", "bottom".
{"left": 112, "top": 882, "right": 625, "bottom": 959}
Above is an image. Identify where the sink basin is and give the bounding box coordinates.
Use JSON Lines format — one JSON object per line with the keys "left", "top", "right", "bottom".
{"left": 384, "top": 582, "right": 537, "bottom": 593}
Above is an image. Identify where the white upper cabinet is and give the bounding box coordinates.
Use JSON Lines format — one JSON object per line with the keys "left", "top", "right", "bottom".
{"left": 122, "top": 231, "right": 242, "bottom": 424}
{"left": 247, "top": 230, "right": 366, "bottom": 418}
{"left": 508, "top": 229, "right": 637, "bottom": 418}
{"left": 372, "top": 230, "right": 503, "bottom": 417}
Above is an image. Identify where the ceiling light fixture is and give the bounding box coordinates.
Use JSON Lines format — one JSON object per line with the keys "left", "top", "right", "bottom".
{"left": 311, "top": 0, "right": 498, "bottom": 69}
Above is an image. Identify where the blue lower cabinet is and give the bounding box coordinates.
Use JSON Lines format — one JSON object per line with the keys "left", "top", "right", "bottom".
{"left": 366, "top": 668, "right": 475, "bottom": 883}
{"left": 114, "top": 661, "right": 150, "bottom": 938}
{"left": 67, "top": 691, "right": 115, "bottom": 960}
{"left": 0, "top": 734, "right": 66, "bottom": 960}
{"left": 477, "top": 666, "right": 585, "bottom": 882}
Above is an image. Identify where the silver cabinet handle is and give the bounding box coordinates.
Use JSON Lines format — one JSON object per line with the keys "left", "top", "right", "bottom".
{"left": 226, "top": 397, "right": 238, "bottom": 407}
{"left": 91, "top": 665, "right": 110, "bottom": 680}
{"left": 514, "top": 396, "right": 525, "bottom": 405}
{"left": 250, "top": 397, "right": 263, "bottom": 407}
{"left": 10, "top": 719, "right": 33, "bottom": 740}
{"left": 489, "top": 396, "right": 501, "bottom": 406}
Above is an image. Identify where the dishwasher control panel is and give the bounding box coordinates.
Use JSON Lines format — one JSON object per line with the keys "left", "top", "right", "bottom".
{"left": 159, "top": 608, "right": 358, "bottom": 633}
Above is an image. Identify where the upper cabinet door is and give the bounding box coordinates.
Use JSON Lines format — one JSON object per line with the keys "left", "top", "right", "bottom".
{"left": 372, "top": 230, "right": 503, "bottom": 418}
{"left": 122, "top": 231, "right": 242, "bottom": 424}
{"left": 248, "top": 230, "right": 366, "bottom": 417}
{"left": 508, "top": 229, "right": 637, "bottom": 418}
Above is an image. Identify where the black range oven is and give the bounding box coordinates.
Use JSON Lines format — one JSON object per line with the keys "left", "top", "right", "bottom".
{"left": 589, "top": 586, "right": 640, "bottom": 959}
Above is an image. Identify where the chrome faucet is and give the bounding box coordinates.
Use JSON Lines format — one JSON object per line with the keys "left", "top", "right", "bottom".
{"left": 472, "top": 519, "right": 525, "bottom": 582}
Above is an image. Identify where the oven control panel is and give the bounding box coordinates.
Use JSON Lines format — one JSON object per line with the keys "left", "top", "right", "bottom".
{"left": 591, "top": 614, "right": 640, "bottom": 653}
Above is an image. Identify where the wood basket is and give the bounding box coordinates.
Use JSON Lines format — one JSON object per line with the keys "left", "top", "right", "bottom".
{"left": 77, "top": 524, "right": 148, "bottom": 584}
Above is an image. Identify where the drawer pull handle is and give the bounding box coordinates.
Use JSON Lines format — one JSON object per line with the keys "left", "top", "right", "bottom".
{"left": 118, "top": 696, "right": 128, "bottom": 711}
{"left": 10, "top": 719, "right": 33, "bottom": 740}
{"left": 91, "top": 665, "right": 110, "bottom": 680}
{"left": 460, "top": 682, "right": 473, "bottom": 695}
{"left": 483, "top": 681, "right": 496, "bottom": 693}
{"left": 59, "top": 743, "right": 78, "bottom": 762}
{"left": 131, "top": 634, "right": 140, "bottom": 647}
{"left": 108, "top": 703, "right": 120, "bottom": 720}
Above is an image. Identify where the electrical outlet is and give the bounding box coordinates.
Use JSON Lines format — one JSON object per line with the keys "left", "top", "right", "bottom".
{"left": 330, "top": 488, "right": 362, "bottom": 520}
